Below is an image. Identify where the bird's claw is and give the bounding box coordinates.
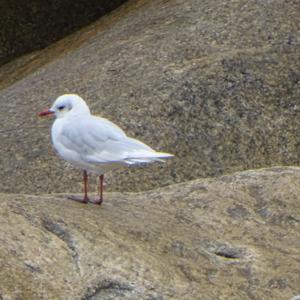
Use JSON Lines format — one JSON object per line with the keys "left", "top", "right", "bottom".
{"left": 88, "top": 196, "right": 103, "bottom": 205}
{"left": 67, "top": 195, "right": 89, "bottom": 204}
{"left": 67, "top": 195, "right": 102, "bottom": 205}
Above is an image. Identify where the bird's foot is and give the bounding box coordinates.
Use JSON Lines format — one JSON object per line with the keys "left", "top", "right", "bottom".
{"left": 67, "top": 195, "right": 89, "bottom": 204}
{"left": 68, "top": 195, "right": 102, "bottom": 205}
{"left": 88, "top": 196, "right": 103, "bottom": 205}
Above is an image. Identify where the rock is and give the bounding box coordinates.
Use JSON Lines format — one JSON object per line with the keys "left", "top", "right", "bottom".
{"left": 0, "top": 0, "right": 300, "bottom": 194}
{"left": 0, "top": 167, "right": 299, "bottom": 299}
{"left": 0, "top": 0, "right": 127, "bottom": 66}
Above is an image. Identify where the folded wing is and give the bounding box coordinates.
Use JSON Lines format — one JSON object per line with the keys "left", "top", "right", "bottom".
{"left": 59, "top": 116, "right": 173, "bottom": 165}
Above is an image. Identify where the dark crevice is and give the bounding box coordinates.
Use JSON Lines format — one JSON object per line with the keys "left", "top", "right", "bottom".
{"left": 215, "top": 250, "right": 240, "bottom": 259}
{"left": 0, "top": 0, "right": 128, "bottom": 66}
{"left": 82, "top": 280, "right": 134, "bottom": 300}
{"left": 214, "top": 246, "right": 244, "bottom": 259}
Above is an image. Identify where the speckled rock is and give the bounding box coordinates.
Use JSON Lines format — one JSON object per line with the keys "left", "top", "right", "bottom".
{"left": 0, "top": 167, "right": 299, "bottom": 299}
{"left": 0, "top": 0, "right": 127, "bottom": 66}
{"left": 0, "top": 0, "right": 300, "bottom": 194}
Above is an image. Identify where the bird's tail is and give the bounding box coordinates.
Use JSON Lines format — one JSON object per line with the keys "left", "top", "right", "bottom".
{"left": 124, "top": 151, "right": 174, "bottom": 164}
{"left": 150, "top": 152, "right": 174, "bottom": 159}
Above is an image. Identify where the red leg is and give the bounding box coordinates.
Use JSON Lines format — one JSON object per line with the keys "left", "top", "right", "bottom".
{"left": 83, "top": 170, "right": 89, "bottom": 203}
{"left": 96, "top": 174, "right": 104, "bottom": 205}
{"left": 88, "top": 174, "right": 104, "bottom": 205}
{"left": 67, "top": 170, "right": 89, "bottom": 203}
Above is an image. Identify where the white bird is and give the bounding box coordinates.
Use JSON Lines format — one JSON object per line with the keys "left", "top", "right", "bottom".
{"left": 39, "top": 94, "right": 173, "bottom": 204}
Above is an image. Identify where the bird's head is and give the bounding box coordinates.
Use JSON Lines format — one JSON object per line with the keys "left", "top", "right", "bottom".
{"left": 38, "top": 94, "right": 90, "bottom": 119}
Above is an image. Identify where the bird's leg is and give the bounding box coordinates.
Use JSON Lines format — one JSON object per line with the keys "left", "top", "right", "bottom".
{"left": 67, "top": 170, "right": 89, "bottom": 203}
{"left": 95, "top": 174, "right": 104, "bottom": 205}
{"left": 83, "top": 170, "right": 89, "bottom": 203}
{"left": 100, "top": 174, "right": 104, "bottom": 204}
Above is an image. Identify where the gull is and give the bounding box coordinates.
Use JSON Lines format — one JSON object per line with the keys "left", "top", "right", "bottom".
{"left": 39, "top": 94, "right": 173, "bottom": 205}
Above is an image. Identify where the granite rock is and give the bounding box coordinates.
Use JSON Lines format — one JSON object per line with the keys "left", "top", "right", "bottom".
{"left": 0, "top": 0, "right": 299, "bottom": 194}
{"left": 0, "top": 167, "right": 299, "bottom": 299}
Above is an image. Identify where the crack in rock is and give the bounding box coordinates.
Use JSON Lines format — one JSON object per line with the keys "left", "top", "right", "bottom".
{"left": 214, "top": 245, "right": 244, "bottom": 259}
{"left": 82, "top": 280, "right": 134, "bottom": 300}
{"left": 41, "top": 217, "right": 82, "bottom": 275}
{"left": 24, "top": 260, "right": 42, "bottom": 273}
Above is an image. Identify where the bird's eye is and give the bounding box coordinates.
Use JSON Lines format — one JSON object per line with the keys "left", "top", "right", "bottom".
{"left": 58, "top": 105, "right": 65, "bottom": 111}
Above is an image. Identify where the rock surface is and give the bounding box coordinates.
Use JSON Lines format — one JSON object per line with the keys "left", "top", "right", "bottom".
{"left": 0, "top": 0, "right": 127, "bottom": 65}
{"left": 0, "top": 167, "right": 299, "bottom": 299}
{"left": 0, "top": 0, "right": 300, "bottom": 194}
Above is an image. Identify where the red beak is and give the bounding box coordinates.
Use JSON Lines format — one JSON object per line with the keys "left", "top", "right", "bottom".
{"left": 38, "top": 109, "right": 54, "bottom": 117}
